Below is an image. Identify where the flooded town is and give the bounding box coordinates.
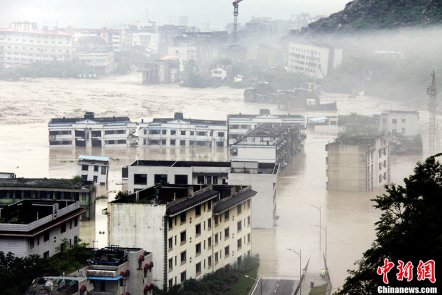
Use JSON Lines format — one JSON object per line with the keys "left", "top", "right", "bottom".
{"left": 0, "top": 1, "right": 441, "bottom": 295}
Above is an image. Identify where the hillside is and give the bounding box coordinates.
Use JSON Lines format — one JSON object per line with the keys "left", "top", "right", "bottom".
{"left": 308, "top": 0, "right": 442, "bottom": 33}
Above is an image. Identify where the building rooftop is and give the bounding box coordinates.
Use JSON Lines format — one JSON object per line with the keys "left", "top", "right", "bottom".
{"left": 333, "top": 133, "right": 385, "bottom": 146}
{"left": 381, "top": 110, "right": 419, "bottom": 115}
{"left": 149, "top": 112, "right": 226, "bottom": 126}
{"left": 0, "top": 178, "right": 94, "bottom": 190}
{"left": 79, "top": 155, "right": 110, "bottom": 162}
{"left": 228, "top": 109, "right": 304, "bottom": 120}
{"left": 130, "top": 160, "right": 231, "bottom": 168}
{"left": 232, "top": 123, "right": 297, "bottom": 145}
{"left": 87, "top": 246, "right": 145, "bottom": 266}
{"left": 49, "top": 112, "right": 131, "bottom": 124}
{"left": 112, "top": 184, "right": 256, "bottom": 217}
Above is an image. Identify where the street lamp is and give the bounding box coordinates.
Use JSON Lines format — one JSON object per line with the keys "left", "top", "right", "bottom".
{"left": 287, "top": 248, "right": 302, "bottom": 295}
{"left": 315, "top": 224, "right": 328, "bottom": 266}
{"left": 244, "top": 274, "right": 262, "bottom": 295}
{"left": 311, "top": 205, "right": 322, "bottom": 269}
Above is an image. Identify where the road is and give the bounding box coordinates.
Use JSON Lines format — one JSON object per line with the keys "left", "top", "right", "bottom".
{"left": 252, "top": 278, "right": 298, "bottom": 295}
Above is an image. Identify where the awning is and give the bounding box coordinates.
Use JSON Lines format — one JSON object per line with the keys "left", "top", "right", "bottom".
{"left": 87, "top": 275, "right": 123, "bottom": 281}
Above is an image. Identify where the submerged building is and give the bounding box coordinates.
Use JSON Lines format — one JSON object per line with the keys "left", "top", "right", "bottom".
{"left": 77, "top": 155, "right": 110, "bottom": 185}
{"left": 48, "top": 112, "right": 137, "bottom": 148}
{"left": 107, "top": 184, "right": 256, "bottom": 290}
{"left": 326, "top": 134, "right": 390, "bottom": 192}
{"left": 0, "top": 200, "right": 84, "bottom": 258}
{"left": 139, "top": 112, "right": 227, "bottom": 148}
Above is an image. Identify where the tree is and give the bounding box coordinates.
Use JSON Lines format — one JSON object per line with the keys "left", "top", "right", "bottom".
{"left": 335, "top": 155, "right": 442, "bottom": 294}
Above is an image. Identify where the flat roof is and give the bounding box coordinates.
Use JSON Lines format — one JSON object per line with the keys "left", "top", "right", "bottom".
{"left": 150, "top": 118, "right": 226, "bottom": 126}
{"left": 0, "top": 178, "right": 94, "bottom": 190}
{"left": 79, "top": 155, "right": 110, "bottom": 162}
{"left": 49, "top": 112, "right": 131, "bottom": 124}
{"left": 131, "top": 160, "right": 231, "bottom": 168}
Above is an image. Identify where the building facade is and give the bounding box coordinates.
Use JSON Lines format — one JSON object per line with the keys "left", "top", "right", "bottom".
{"left": 326, "top": 135, "right": 390, "bottom": 192}
{"left": 48, "top": 112, "right": 137, "bottom": 148}
{"left": 107, "top": 184, "right": 256, "bottom": 290}
{"left": 0, "top": 178, "right": 96, "bottom": 219}
{"left": 139, "top": 112, "right": 227, "bottom": 148}
{"left": 287, "top": 42, "right": 342, "bottom": 79}
{"left": 0, "top": 22, "right": 73, "bottom": 67}
{"left": 227, "top": 109, "right": 305, "bottom": 145}
{"left": 77, "top": 155, "right": 109, "bottom": 185}
{"left": 380, "top": 110, "right": 420, "bottom": 137}
{"left": 0, "top": 200, "right": 84, "bottom": 258}
{"left": 230, "top": 123, "right": 302, "bottom": 167}
{"left": 78, "top": 51, "right": 115, "bottom": 76}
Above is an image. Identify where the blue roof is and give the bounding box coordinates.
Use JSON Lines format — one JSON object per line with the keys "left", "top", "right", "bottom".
{"left": 87, "top": 275, "right": 123, "bottom": 281}
{"left": 79, "top": 155, "right": 110, "bottom": 162}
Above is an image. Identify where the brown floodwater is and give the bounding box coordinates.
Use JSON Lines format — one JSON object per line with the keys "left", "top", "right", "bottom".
{"left": 0, "top": 73, "right": 433, "bottom": 289}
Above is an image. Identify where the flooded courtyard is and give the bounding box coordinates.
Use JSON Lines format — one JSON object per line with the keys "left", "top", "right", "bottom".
{"left": 0, "top": 73, "right": 430, "bottom": 289}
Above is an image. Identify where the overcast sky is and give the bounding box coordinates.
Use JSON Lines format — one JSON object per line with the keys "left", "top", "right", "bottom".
{"left": 0, "top": 0, "right": 350, "bottom": 29}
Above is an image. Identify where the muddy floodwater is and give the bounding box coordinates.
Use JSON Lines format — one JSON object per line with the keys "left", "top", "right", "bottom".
{"left": 0, "top": 73, "right": 431, "bottom": 289}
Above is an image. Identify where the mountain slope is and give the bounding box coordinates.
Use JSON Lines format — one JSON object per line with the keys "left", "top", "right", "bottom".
{"left": 308, "top": 0, "right": 442, "bottom": 33}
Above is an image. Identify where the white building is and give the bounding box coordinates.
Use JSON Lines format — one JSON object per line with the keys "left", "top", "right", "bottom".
{"left": 0, "top": 200, "right": 84, "bottom": 258}
{"left": 78, "top": 51, "right": 114, "bottom": 76}
{"left": 107, "top": 184, "right": 255, "bottom": 290}
{"left": 0, "top": 22, "right": 73, "bottom": 67}
{"left": 48, "top": 112, "right": 137, "bottom": 148}
{"left": 211, "top": 67, "right": 227, "bottom": 80}
{"left": 140, "top": 112, "right": 227, "bottom": 148}
{"left": 125, "top": 160, "right": 278, "bottom": 229}
{"left": 287, "top": 41, "right": 342, "bottom": 79}
{"left": 167, "top": 45, "right": 198, "bottom": 72}
{"left": 326, "top": 135, "right": 390, "bottom": 192}
{"left": 380, "top": 110, "right": 420, "bottom": 137}
{"left": 230, "top": 123, "right": 302, "bottom": 167}
{"left": 132, "top": 31, "right": 159, "bottom": 53}
{"left": 78, "top": 155, "right": 109, "bottom": 185}
{"left": 227, "top": 109, "right": 305, "bottom": 145}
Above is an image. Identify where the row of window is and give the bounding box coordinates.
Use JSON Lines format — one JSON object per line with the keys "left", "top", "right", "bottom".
{"left": 81, "top": 165, "right": 107, "bottom": 175}
{"left": 145, "top": 139, "right": 223, "bottom": 147}
{"left": 29, "top": 218, "right": 79, "bottom": 250}
{"left": 0, "top": 190, "right": 84, "bottom": 201}
{"left": 105, "top": 140, "right": 126, "bottom": 145}
{"left": 147, "top": 129, "right": 224, "bottom": 137}
{"left": 49, "top": 140, "right": 72, "bottom": 145}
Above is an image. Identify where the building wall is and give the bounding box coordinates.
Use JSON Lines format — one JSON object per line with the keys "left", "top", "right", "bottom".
{"left": 230, "top": 145, "right": 277, "bottom": 163}
{"left": 77, "top": 160, "right": 109, "bottom": 185}
{"left": 380, "top": 112, "right": 420, "bottom": 137}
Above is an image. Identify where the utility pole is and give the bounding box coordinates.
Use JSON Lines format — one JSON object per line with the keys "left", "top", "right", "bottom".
{"left": 427, "top": 71, "right": 438, "bottom": 155}
{"left": 311, "top": 205, "right": 322, "bottom": 270}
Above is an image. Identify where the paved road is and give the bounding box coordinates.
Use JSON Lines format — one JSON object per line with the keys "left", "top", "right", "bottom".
{"left": 252, "top": 278, "right": 299, "bottom": 295}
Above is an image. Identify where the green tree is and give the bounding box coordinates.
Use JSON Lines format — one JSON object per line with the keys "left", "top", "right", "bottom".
{"left": 335, "top": 155, "right": 442, "bottom": 294}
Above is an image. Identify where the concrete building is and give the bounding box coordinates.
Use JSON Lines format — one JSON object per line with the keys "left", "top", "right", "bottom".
{"left": 0, "top": 178, "right": 96, "bottom": 219}
{"left": 77, "top": 155, "right": 109, "bottom": 185}
{"left": 230, "top": 123, "right": 302, "bottom": 167}
{"left": 0, "top": 200, "right": 84, "bottom": 258}
{"left": 86, "top": 247, "right": 154, "bottom": 294}
{"left": 48, "top": 112, "right": 137, "bottom": 148}
{"left": 287, "top": 41, "right": 342, "bottom": 79}
{"left": 142, "top": 57, "right": 180, "bottom": 84}
{"left": 125, "top": 160, "right": 278, "bottom": 229}
{"left": 227, "top": 109, "right": 305, "bottom": 145}
{"left": 107, "top": 184, "right": 256, "bottom": 290}
{"left": 140, "top": 112, "right": 227, "bottom": 148}
{"left": 326, "top": 135, "right": 390, "bottom": 192}
{"left": 78, "top": 51, "right": 114, "bottom": 76}
{"left": 167, "top": 44, "right": 198, "bottom": 72}
{"left": 0, "top": 22, "right": 73, "bottom": 67}
{"left": 380, "top": 110, "right": 420, "bottom": 137}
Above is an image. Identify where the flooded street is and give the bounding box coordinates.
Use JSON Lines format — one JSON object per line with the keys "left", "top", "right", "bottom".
{"left": 0, "top": 73, "right": 429, "bottom": 289}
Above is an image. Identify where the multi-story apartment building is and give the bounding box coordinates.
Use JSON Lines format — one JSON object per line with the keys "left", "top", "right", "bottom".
{"left": 167, "top": 45, "right": 198, "bottom": 72}
{"left": 77, "top": 155, "right": 109, "bottom": 185}
{"left": 326, "top": 134, "right": 390, "bottom": 192}
{"left": 48, "top": 112, "right": 137, "bottom": 148}
{"left": 380, "top": 110, "right": 420, "bottom": 137}
{"left": 227, "top": 109, "right": 305, "bottom": 145}
{"left": 125, "top": 160, "right": 278, "bottom": 228}
{"left": 0, "top": 200, "right": 84, "bottom": 258}
{"left": 0, "top": 22, "right": 73, "bottom": 67}
{"left": 107, "top": 184, "right": 256, "bottom": 290}
{"left": 287, "top": 41, "right": 342, "bottom": 79}
{"left": 0, "top": 178, "right": 96, "bottom": 219}
{"left": 230, "top": 123, "right": 302, "bottom": 167}
{"left": 78, "top": 51, "right": 115, "bottom": 76}
{"left": 140, "top": 112, "right": 227, "bottom": 148}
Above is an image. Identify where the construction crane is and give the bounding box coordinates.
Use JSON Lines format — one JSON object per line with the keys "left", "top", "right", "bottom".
{"left": 427, "top": 71, "right": 439, "bottom": 155}
{"left": 232, "top": 0, "right": 244, "bottom": 43}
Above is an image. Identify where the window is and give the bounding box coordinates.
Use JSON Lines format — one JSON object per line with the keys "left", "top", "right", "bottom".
{"left": 224, "top": 227, "right": 230, "bottom": 240}
{"left": 180, "top": 251, "right": 186, "bottom": 264}
{"left": 247, "top": 216, "right": 251, "bottom": 226}
{"left": 384, "top": 160, "right": 387, "bottom": 168}
{"left": 29, "top": 238, "right": 34, "bottom": 249}
{"left": 190, "top": 131, "right": 194, "bottom": 136}
{"left": 74, "top": 217, "right": 78, "bottom": 227}
{"left": 168, "top": 258, "right": 173, "bottom": 271}
{"left": 215, "top": 252, "right": 219, "bottom": 264}
{"left": 74, "top": 236, "right": 78, "bottom": 244}
{"left": 149, "top": 129, "right": 160, "bottom": 135}
{"left": 170, "top": 139, "right": 176, "bottom": 145}
{"left": 134, "top": 174, "right": 147, "bottom": 185}
{"left": 224, "top": 210, "right": 229, "bottom": 220}
{"left": 93, "top": 176, "right": 98, "bottom": 183}
{"left": 169, "top": 279, "right": 173, "bottom": 288}
{"left": 237, "top": 203, "right": 242, "bottom": 214}
{"left": 379, "top": 175, "right": 382, "bottom": 183}
{"left": 208, "top": 218, "right": 212, "bottom": 229}
{"left": 215, "top": 233, "right": 218, "bottom": 244}
{"left": 180, "top": 271, "right": 186, "bottom": 282}
{"left": 237, "top": 221, "right": 242, "bottom": 232}
{"left": 43, "top": 251, "right": 49, "bottom": 259}
{"left": 213, "top": 176, "right": 218, "bottom": 184}
{"left": 162, "top": 129, "right": 167, "bottom": 135}
{"left": 180, "top": 140, "right": 186, "bottom": 146}
{"left": 196, "top": 262, "right": 201, "bottom": 275}
{"left": 237, "top": 238, "right": 242, "bottom": 250}
{"left": 195, "top": 223, "right": 201, "bottom": 236}
{"left": 208, "top": 255, "right": 212, "bottom": 267}
{"left": 247, "top": 233, "right": 251, "bottom": 243}
{"left": 224, "top": 246, "right": 230, "bottom": 257}
{"left": 197, "top": 176, "right": 204, "bottom": 184}
{"left": 168, "top": 237, "right": 173, "bottom": 250}
{"left": 218, "top": 132, "right": 225, "bottom": 137}
{"left": 175, "top": 175, "right": 188, "bottom": 185}
{"left": 206, "top": 176, "right": 212, "bottom": 184}
{"left": 195, "top": 205, "right": 201, "bottom": 217}
{"left": 154, "top": 174, "right": 168, "bottom": 184}
{"left": 208, "top": 237, "right": 212, "bottom": 248}
{"left": 81, "top": 165, "right": 88, "bottom": 171}
{"left": 214, "top": 215, "right": 218, "bottom": 226}
{"left": 94, "top": 165, "right": 99, "bottom": 172}
{"left": 195, "top": 243, "right": 201, "bottom": 255}
{"left": 44, "top": 231, "right": 50, "bottom": 242}
{"left": 197, "top": 131, "right": 207, "bottom": 136}
{"left": 180, "top": 212, "right": 186, "bottom": 224}
{"left": 181, "top": 130, "right": 186, "bottom": 135}
{"left": 61, "top": 222, "right": 66, "bottom": 233}
{"left": 392, "top": 119, "right": 397, "bottom": 124}
{"left": 180, "top": 231, "right": 186, "bottom": 244}
{"left": 171, "top": 130, "right": 176, "bottom": 135}
{"left": 101, "top": 166, "right": 107, "bottom": 175}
